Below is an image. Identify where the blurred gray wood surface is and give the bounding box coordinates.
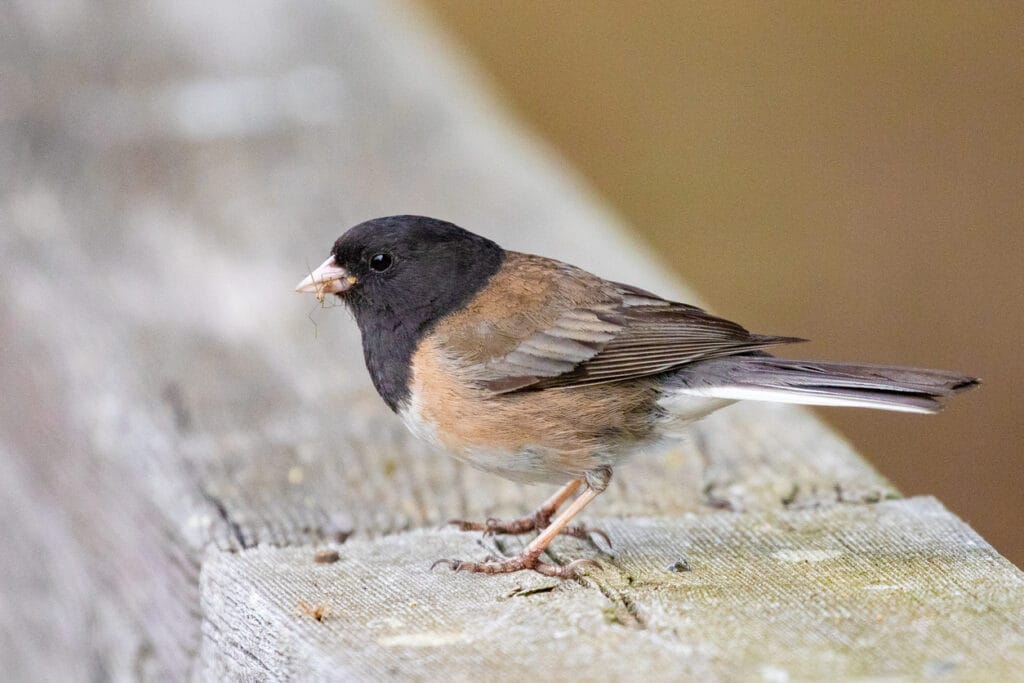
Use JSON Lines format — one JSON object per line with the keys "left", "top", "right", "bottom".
{"left": 0, "top": 1, "right": 1020, "bottom": 680}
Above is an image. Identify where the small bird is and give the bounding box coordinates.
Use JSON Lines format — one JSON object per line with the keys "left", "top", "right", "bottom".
{"left": 296, "top": 215, "right": 977, "bottom": 578}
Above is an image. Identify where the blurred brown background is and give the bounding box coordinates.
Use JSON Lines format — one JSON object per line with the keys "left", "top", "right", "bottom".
{"left": 422, "top": 2, "right": 1023, "bottom": 565}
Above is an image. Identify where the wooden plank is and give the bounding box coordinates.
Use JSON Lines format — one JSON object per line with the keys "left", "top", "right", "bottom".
{"left": 0, "top": 0, "right": 1011, "bottom": 679}
{"left": 198, "top": 498, "right": 1024, "bottom": 681}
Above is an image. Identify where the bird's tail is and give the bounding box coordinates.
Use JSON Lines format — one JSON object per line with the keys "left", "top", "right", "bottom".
{"left": 670, "top": 356, "right": 979, "bottom": 414}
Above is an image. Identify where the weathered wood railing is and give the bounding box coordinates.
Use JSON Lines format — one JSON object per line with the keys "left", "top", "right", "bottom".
{"left": 2, "top": 1, "right": 1021, "bottom": 679}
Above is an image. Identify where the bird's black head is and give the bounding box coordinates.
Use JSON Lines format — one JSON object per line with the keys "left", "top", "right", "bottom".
{"left": 298, "top": 215, "right": 505, "bottom": 410}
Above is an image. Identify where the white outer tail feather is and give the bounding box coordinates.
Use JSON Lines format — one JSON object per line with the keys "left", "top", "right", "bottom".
{"left": 676, "top": 385, "right": 937, "bottom": 414}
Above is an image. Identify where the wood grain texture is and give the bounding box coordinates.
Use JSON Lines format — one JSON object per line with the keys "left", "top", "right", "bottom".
{"left": 198, "top": 498, "right": 1024, "bottom": 681}
{"left": 0, "top": 0, "right": 1012, "bottom": 680}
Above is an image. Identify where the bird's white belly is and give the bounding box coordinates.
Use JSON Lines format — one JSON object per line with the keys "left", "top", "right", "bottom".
{"left": 397, "top": 392, "right": 444, "bottom": 449}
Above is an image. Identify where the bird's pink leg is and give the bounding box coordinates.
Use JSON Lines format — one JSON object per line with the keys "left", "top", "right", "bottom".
{"left": 448, "top": 479, "right": 610, "bottom": 546}
{"left": 436, "top": 470, "right": 611, "bottom": 578}
{"left": 449, "top": 479, "right": 579, "bottom": 533}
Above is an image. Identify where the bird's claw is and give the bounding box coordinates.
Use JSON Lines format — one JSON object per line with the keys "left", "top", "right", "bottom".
{"left": 563, "top": 525, "right": 613, "bottom": 550}
{"left": 430, "top": 552, "right": 600, "bottom": 578}
{"left": 446, "top": 518, "right": 485, "bottom": 533}
{"left": 430, "top": 558, "right": 462, "bottom": 572}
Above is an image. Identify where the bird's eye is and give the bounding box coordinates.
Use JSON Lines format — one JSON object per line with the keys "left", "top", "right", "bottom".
{"left": 369, "top": 253, "right": 393, "bottom": 272}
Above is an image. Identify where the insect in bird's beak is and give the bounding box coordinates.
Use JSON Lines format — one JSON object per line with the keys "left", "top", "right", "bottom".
{"left": 295, "top": 256, "right": 358, "bottom": 301}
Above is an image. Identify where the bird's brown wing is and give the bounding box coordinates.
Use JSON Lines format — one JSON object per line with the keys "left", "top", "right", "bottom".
{"left": 479, "top": 278, "right": 803, "bottom": 394}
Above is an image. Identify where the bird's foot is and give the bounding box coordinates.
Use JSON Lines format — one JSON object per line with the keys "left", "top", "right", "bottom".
{"left": 431, "top": 552, "right": 599, "bottom": 578}
{"left": 447, "top": 514, "right": 611, "bottom": 549}
{"left": 448, "top": 512, "right": 545, "bottom": 536}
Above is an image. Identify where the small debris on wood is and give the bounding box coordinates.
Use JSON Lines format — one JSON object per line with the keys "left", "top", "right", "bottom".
{"left": 781, "top": 484, "right": 800, "bottom": 507}
{"left": 703, "top": 483, "right": 735, "bottom": 511}
{"left": 297, "top": 601, "right": 331, "bottom": 622}
{"left": 501, "top": 583, "right": 558, "bottom": 599}
{"left": 666, "top": 559, "right": 692, "bottom": 573}
{"left": 834, "top": 483, "right": 846, "bottom": 503}
{"left": 314, "top": 549, "right": 340, "bottom": 564}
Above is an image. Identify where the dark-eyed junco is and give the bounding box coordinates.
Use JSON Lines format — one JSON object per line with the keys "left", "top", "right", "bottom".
{"left": 296, "top": 215, "right": 978, "bottom": 578}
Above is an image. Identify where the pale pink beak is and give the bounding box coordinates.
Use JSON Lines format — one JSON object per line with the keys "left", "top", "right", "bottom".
{"left": 295, "top": 256, "right": 356, "bottom": 298}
